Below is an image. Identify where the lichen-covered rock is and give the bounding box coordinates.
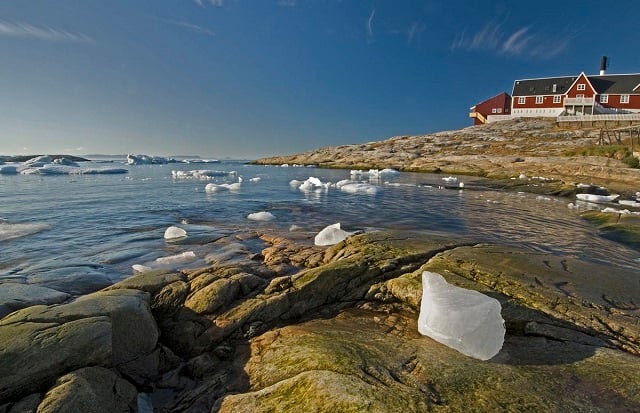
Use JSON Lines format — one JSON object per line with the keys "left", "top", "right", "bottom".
{"left": 0, "top": 289, "right": 158, "bottom": 401}
{"left": 36, "top": 367, "right": 137, "bottom": 413}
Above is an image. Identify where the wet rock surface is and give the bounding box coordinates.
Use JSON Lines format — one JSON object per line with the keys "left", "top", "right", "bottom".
{"left": 0, "top": 230, "right": 638, "bottom": 412}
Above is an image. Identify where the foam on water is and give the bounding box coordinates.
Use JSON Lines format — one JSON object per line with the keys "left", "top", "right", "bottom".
{"left": 0, "top": 221, "right": 50, "bottom": 242}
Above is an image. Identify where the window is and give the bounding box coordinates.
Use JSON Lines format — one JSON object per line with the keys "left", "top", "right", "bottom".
{"left": 518, "top": 97, "right": 525, "bottom": 104}
{"left": 553, "top": 95, "right": 561, "bottom": 104}
{"left": 621, "top": 95, "right": 630, "bottom": 104}
{"left": 577, "top": 83, "right": 586, "bottom": 91}
{"left": 576, "top": 94, "right": 584, "bottom": 99}
{"left": 600, "top": 95, "right": 608, "bottom": 103}
{"left": 497, "top": 108, "right": 502, "bottom": 113}
{"left": 536, "top": 96, "right": 544, "bottom": 104}
{"left": 491, "top": 108, "right": 497, "bottom": 113}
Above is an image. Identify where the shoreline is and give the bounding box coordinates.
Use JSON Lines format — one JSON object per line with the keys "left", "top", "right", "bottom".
{"left": 1, "top": 228, "right": 639, "bottom": 411}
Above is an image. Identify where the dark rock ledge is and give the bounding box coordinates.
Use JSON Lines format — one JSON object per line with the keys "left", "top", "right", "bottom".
{"left": 1, "top": 231, "right": 638, "bottom": 412}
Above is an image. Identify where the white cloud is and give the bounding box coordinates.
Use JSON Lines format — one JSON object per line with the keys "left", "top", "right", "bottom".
{"left": 366, "top": 8, "right": 375, "bottom": 43}
{"left": 406, "top": 22, "right": 425, "bottom": 44}
{"left": 0, "top": 20, "right": 92, "bottom": 42}
{"left": 451, "top": 20, "right": 569, "bottom": 59}
{"left": 162, "top": 18, "right": 215, "bottom": 36}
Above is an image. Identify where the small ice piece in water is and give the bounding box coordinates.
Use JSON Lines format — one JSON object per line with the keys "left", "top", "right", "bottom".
{"left": 155, "top": 251, "right": 197, "bottom": 265}
{"left": 164, "top": 226, "right": 187, "bottom": 240}
{"left": 576, "top": 193, "right": 619, "bottom": 203}
{"left": 418, "top": 271, "right": 505, "bottom": 361}
{"left": 247, "top": 211, "right": 275, "bottom": 221}
{"left": 249, "top": 177, "right": 261, "bottom": 183}
{"left": 289, "top": 179, "right": 302, "bottom": 188}
{"left": 132, "top": 264, "right": 153, "bottom": 273}
{"left": 314, "top": 223, "right": 354, "bottom": 246}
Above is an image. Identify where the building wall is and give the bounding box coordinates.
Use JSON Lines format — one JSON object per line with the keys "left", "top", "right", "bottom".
{"left": 597, "top": 94, "right": 640, "bottom": 110}
{"left": 566, "top": 73, "right": 596, "bottom": 98}
{"left": 512, "top": 95, "right": 565, "bottom": 109}
{"left": 473, "top": 93, "right": 511, "bottom": 125}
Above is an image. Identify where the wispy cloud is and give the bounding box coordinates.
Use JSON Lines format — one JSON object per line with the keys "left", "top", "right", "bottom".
{"left": 0, "top": 20, "right": 92, "bottom": 42}
{"left": 366, "top": 8, "right": 375, "bottom": 43}
{"left": 161, "top": 18, "right": 215, "bottom": 36}
{"left": 193, "top": 0, "right": 223, "bottom": 7}
{"left": 451, "top": 20, "right": 571, "bottom": 59}
{"left": 406, "top": 22, "right": 425, "bottom": 44}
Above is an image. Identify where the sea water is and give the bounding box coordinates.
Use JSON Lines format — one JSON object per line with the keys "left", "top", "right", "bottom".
{"left": 1, "top": 159, "right": 638, "bottom": 296}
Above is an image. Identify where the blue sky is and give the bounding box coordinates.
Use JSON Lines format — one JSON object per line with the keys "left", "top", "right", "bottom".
{"left": 1, "top": 0, "right": 639, "bottom": 159}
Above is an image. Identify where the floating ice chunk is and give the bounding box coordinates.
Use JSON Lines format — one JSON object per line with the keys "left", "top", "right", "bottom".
{"left": 602, "top": 207, "right": 631, "bottom": 214}
{"left": 299, "top": 177, "right": 328, "bottom": 192}
{"left": 155, "top": 251, "right": 197, "bottom": 265}
{"left": 314, "top": 223, "right": 354, "bottom": 246}
{"left": 619, "top": 200, "right": 640, "bottom": 208}
{"left": 132, "top": 264, "right": 153, "bottom": 273}
{"left": 53, "top": 157, "right": 79, "bottom": 167}
{"left": 339, "top": 182, "right": 380, "bottom": 195}
{"left": 576, "top": 193, "right": 619, "bottom": 203}
{"left": 0, "top": 165, "right": 18, "bottom": 174}
{"left": 249, "top": 177, "right": 261, "bottom": 183}
{"left": 247, "top": 211, "right": 275, "bottom": 221}
{"left": 418, "top": 271, "right": 505, "bottom": 360}
{"left": 442, "top": 176, "right": 458, "bottom": 184}
{"left": 24, "top": 155, "right": 52, "bottom": 166}
{"left": 205, "top": 182, "right": 241, "bottom": 193}
{"left": 289, "top": 179, "right": 302, "bottom": 188}
{"left": 379, "top": 168, "right": 400, "bottom": 175}
{"left": 164, "top": 226, "right": 187, "bottom": 240}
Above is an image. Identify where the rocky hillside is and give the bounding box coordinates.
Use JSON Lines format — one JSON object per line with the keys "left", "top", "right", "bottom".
{"left": 255, "top": 118, "right": 640, "bottom": 194}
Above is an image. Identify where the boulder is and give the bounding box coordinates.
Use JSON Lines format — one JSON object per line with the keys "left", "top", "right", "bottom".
{"left": 36, "top": 367, "right": 137, "bottom": 413}
{"left": 0, "top": 289, "right": 158, "bottom": 401}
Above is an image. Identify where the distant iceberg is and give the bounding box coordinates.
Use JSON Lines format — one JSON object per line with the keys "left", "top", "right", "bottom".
{"left": 0, "top": 156, "right": 127, "bottom": 175}
{"left": 172, "top": 170, "right": 236, "bottom": 180}
{"left": 127, "top": 154, "right": 177, "bottom": 165}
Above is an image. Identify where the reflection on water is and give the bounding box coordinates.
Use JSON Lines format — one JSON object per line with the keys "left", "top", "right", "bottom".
{"left": 1, "top": 163, "right": 638, "bottom": 293}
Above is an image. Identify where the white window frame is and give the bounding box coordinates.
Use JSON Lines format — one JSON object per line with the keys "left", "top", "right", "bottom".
{"left": 576, "top": 94, "right": 585, "bottom": 99}
{"left": 553, "top": 95, "right": 561, "bottom": 104}
{"left": 621, "top": 95, "right": 630, "bottom": 104}
{"left": 535, "top": 96, "right": 544, "bottom": 104}
{"left": 497, "top": 108, "right": 502, "bottom": 113}
{"left": 577, "top": 83, "right": 586, "bottom": 91}
{"left": 600, "top": 94, "right": 608, "bottom": 103}
{"left": 492, "top": 108, "right": 497, "bottom": 113}
{"left": 518, "top": 96, "right": 526, "bottom": 105}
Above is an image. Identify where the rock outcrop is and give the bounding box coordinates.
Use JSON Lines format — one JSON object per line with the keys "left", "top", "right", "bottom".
{"left": 253, "top": 118, "right": 640, "bottom": 195}
{"left": 0, "top": 230, "right": 638, "bottom": 412}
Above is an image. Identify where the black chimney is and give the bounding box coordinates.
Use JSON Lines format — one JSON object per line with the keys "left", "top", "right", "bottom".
{"left": 600, "top": 56, "right": 608, "bottom": 75}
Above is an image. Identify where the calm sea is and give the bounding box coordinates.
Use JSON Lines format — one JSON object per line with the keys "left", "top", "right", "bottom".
{"left": 1, "top": 159, "right": 638, "bottom": 296}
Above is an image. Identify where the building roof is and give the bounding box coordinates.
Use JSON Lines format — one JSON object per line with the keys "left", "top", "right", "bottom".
{"left": 589, "top": 73, "right": 640, "bottom": 94}
{"left": 512, "top": 76, "right": 576, "bottom": 96}
{"left": 513, "top": 73, "right": 640, "bottom": 96}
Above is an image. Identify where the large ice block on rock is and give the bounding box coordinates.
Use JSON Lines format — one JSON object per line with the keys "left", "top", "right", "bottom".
{"left": 418, "top": 271, "right": 505, "bottom": 360}
{"left": 314, "top": 223, "right": 354, "bottom": 246}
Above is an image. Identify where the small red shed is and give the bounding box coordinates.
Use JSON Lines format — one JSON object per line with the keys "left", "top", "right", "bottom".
{"left": 469, "top": 92, "right": 512, "bottom": 125}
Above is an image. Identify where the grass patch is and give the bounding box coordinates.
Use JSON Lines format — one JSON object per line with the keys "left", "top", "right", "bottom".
{"left": 563, "top": 145, "right": 639, "bottom": 168}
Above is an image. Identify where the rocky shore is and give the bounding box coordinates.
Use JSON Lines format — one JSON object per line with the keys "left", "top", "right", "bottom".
{"left": 1, "top": 228, "right": 639, "bottom": 412}
{"left": 254, "top": 118, "right": 640, "bottom": 196}
{"left": 2, "top": 118, "right": 639, "bottom": 412}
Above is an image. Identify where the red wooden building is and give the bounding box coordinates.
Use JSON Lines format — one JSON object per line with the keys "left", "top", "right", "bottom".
{"left": 511, "top": 71, "right": 640, "bottom": 118}
{"left": 471, "top": 58, "right": 640, "bottom": 123}
{"left": 469, "top": 92, "right": 511, "bottom": 125}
